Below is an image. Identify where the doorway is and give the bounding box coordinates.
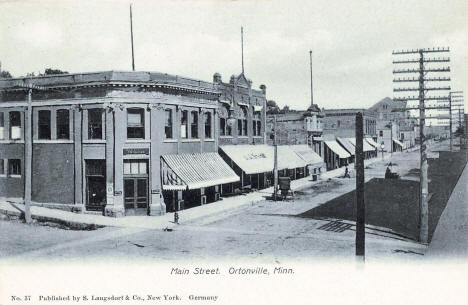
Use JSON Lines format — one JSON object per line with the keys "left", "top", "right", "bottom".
{"left": 85, "top": 160, "right": 106, "bottom": 211}
{"left": 123, "top": 159, "right": 149, "bottom": 216}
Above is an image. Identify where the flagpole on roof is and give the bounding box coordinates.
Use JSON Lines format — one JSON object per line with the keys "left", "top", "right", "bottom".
{"left": 130, "top": 4, "right": 135, "bottom": 71}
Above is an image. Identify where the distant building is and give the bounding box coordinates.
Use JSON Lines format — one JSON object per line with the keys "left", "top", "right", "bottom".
{"left": 322, "top": 108, "right": 377, "bottom": 139}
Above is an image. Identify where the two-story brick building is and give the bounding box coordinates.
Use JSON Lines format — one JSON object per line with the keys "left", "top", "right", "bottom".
{"left": 0, "top": 71, "right": 270, "bottom": 217}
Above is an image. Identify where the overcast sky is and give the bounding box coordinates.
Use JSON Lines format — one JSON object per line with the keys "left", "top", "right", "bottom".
{"left": 1, "top": 0, "right": 467, "bottom": 110}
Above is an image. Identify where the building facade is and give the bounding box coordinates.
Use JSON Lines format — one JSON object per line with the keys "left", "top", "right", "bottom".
{"left": 322, "top": 109, "right": 377, "bottom": 139}
{"left": 0, "top": 71, "right": 268, "bottom": 217}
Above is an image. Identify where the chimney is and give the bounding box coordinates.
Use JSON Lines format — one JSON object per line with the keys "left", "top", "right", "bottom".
{"left": 259, "top": 84, "right": 266, "bottom": 95}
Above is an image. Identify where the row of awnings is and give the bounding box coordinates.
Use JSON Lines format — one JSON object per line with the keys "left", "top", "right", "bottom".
{"left": 325, "top": 137, "right": 378, "bottom": 159}
{"left": 161, "top": 145, "right": 324, "bottom": 191}
{"left": 220, "top": 144, "right": 324, "bottom": 175}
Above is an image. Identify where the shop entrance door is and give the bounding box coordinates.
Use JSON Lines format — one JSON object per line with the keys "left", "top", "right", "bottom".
{"left": 124, "top": 178, "right": 148, "bottom": 215}
{"left": 85, "top": 160, "right": 106, "bottom": 211}
{"left": 123, "top": 159, "right": 149, "bottom": 216}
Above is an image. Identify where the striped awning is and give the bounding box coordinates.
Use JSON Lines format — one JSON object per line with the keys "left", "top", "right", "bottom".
{"left": 365, "top": 137, "right": 380, "bottom": 149}
{"left": 393, "top": 138, "right": 405, "bottom": 148}
{"left": 347, "top": 138, "right": 376, "bottom": 152}
{"left": 277, "top": 146, "right": 309, "bottom": 169}
{"left": 325, "top": 141, "right": 351, "bottom": 159}
{"left": 337, "top": 137, "right": 355, "bottom": 155}
{"left": 161, "top": 152, "right": 239, "bottom": 191}
{"left": 289, "top": 145, "right": 324, "bottom": 167}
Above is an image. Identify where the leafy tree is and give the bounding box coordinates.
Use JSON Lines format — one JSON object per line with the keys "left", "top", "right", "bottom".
{"left": 42, "top": 68, "right": 69, "bottom": 75}
{"left": 266, "top": 100, "right": 280, "bottom": 114}
{"left": 0, "top": 70, "right": 12, "bottom": 79}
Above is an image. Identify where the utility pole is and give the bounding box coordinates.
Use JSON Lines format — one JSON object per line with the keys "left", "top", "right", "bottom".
{"left": 24, "top": 86, "right": 33, "bottom": 223}
{"left": 309, "top": 50, "right": 314, "bottom": 107}
{"left": 130, "top": 4, "right": 135, "bottom": 71}
{"left": 273, "top": 115, "right": 278, "bottom": 201}
{"left": 355, "top": 112, "right": 365, "bottom": 260}
{"left": 241, "top": 26, "right": 244, "bottom": 74}
{"left": 392, "top": 47, "right": 451, "bottom": 244}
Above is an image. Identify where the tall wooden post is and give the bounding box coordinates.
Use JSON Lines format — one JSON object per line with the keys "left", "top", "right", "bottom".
{"left": 24, "top": 87, "right": 33, "bottom": 223}
{"left": 273, "top": 115, "right": 278, "bottom": 201}
{"left": 355, "top": 113, "right": 365, "bottom": 259}
{"left": 130, "top": 4, "right": 135, "bottom": 71}
{"left": 418, "top": 50, "right": 429, "bottom": 244}
{"left": 449, "top": 92, "right": 452, "bottom": 151}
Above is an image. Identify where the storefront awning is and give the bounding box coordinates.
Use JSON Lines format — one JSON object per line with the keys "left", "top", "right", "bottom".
{"left": 161, "top": 152, "right": 239, "bottom": 191}
{"left": 289, "top": 145, "right": 324, "bottom": 167}
{"left": 325, "top": 141, "right": 351, "bottom": 159}
{"left": 347, "top": 138, "right": 376, "bottom": 152}
{"left": 365, "top": 137, "right": 380, "bottom": 149}
{"left": 393, "top": 138, "right": 405, "bottom": 148}
{"left": 220, "top": 144, "right": 289, "bottom": 175}
{"left": 277, "top": 146, "right": 309, "bottom": 169}
{"left": 337, "top": 137, "right": 355, "bottom": 155}
{"left": 237, "top": 102, "right": 249, "bottom": 107}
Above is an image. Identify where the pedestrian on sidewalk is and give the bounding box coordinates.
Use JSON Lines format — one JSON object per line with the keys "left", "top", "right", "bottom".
{"left": 344, "top": 164, "right": 350, "bottom": 178}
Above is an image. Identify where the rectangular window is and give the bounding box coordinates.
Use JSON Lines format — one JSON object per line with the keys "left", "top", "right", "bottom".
{"left": 56, "top": 109, "right": 70, "bottom": 139}
{"left": 256, "top": 120, "right": 261, "bottom": 136}
{"left": 191, "top": 111, "right": 198, "bottom": 139}
{"left": 127, "top": 108, "right": 145, "bottom": 139}
{"left": 8, "top": 159, "right": 21, "bottom": 176}
{"left": 38, "top": 110, "right": 51, "bottom": 139}
{"left": 181, "top": 110, "right": 188, "bottom": 138}
{"left": 226, "top": 120, "right": 232, "bottom": 136}
{"left": 164, "top": 109, "right": 173, "bottom": 139}
{"left": 88, "top": 109, "right": 103, "bottom": 139}
{"left": 379, "top": 130, "right": 383, "bottom": 137}
{"left": 9, "top": 111, "right": 21, "bottom": 140}
{"left": 220, "top": 118, "right": 226, "bottom": 136}
{"left": 204, "top": 112, "right": 212, "bottom": 138}
{"left": 0, "top": 112, "right": 4, "bottom": 140}
{"left": 123, "top": 160, "right": 148, "bottom": 175}
{"left": 237, "top": 119, "right": 242, "bottom": 136}
{"left": 0, "top": 159, "right": 4, "bottom": 175}
{"left": 242, "top": 119, "right": 247, "bottom": 136}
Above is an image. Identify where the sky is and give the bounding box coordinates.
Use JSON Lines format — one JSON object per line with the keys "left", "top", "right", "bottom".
{"left": 0, "top": 0, "right": 467, "bottom": 111}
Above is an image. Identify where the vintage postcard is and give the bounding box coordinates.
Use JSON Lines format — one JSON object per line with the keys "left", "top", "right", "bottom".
{"left": 0, "top": 0, "right": 467, "bottom": 304}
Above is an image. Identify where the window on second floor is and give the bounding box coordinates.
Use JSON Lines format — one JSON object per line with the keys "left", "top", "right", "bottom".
{"left": 88, "top": 109, "right": 103, "bottom": 140}
{"left": 127, "top": 108, "right": 145, "bottom": 139}
{"left": 379, "top": 130, "right": 383, "bottom": 137}
{"left": 220, "top": 117, "right": 226, "bottom": 136}
{"left": 9, "top": 111, "right": 21, "bottom": 140}
{"left": 181, "top": 110, "right": 188, "bottom": 138}
{"left": 0, "top": 159, "right": 4, "bottom": 175}
{"left": 0, "top": 112, "right": 4, "bottom": 140}
{"left": 56, "top": 109, "right": 70, "bottom": 139}
{"left": 164, "top": 109, "right": 173, "bottom": 139}
{"left": 237, "top": 119, "right": 242, "bottom": 136}
{"left": 204, "top": 112, "right": 212, "bottom": 139}
{"left": 38, "top": 110, "right": 51, "bottom": 140}
{"left": 191, "top": 111, "right": 198, "bottom": 139}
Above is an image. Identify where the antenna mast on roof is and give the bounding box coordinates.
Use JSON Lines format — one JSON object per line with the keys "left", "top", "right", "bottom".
{"left": 241, "top": 26, "right": 244, "bottom": 74}
{"left": 130, "top": 4, "right": 135, "bottom": 71}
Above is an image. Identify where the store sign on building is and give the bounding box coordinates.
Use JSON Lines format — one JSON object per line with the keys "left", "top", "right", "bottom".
{"left": 123, "top": 148, "right": 150, "bottom": 155}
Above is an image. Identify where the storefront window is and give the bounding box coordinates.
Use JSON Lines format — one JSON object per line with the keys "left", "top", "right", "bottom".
{"left": 127, "top": 108, "right": 145, "bottom": 139}
{"left": 165, "top": 109, "right": 173, "bottom": 139}
{"left": 124, "top": 160, "right": 148, "bottom": 175}
{"left": 8, "top": 159, "right": 21, "bottom": 176}
{"left": 0, "top": 159, "right": 4, "bottom": 175}
{"left": 38, "top": 110, "right": 51, "bottom": 139}
{"left": 204, "top": 112, "right": 212, "bottom": 138}
{"left": 88, "top": 109, "right": 103, "bottom": 139}
{"left": 56, "top": 109, "right": 70, "bottom": 139}
{"left": 191, "top": 111, "right": 198, "bottom": 139}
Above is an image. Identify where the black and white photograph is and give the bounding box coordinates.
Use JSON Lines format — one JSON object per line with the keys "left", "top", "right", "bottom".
{"left": 0, "top": 0, "right": 467, "bottom": 304}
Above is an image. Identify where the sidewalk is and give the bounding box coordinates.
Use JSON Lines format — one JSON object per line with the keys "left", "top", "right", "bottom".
{"left": 0, "top": 154, "right": 391, "bottom": 231}
{"left": 425, "top": 160, "right": 468, "bottom": 259}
